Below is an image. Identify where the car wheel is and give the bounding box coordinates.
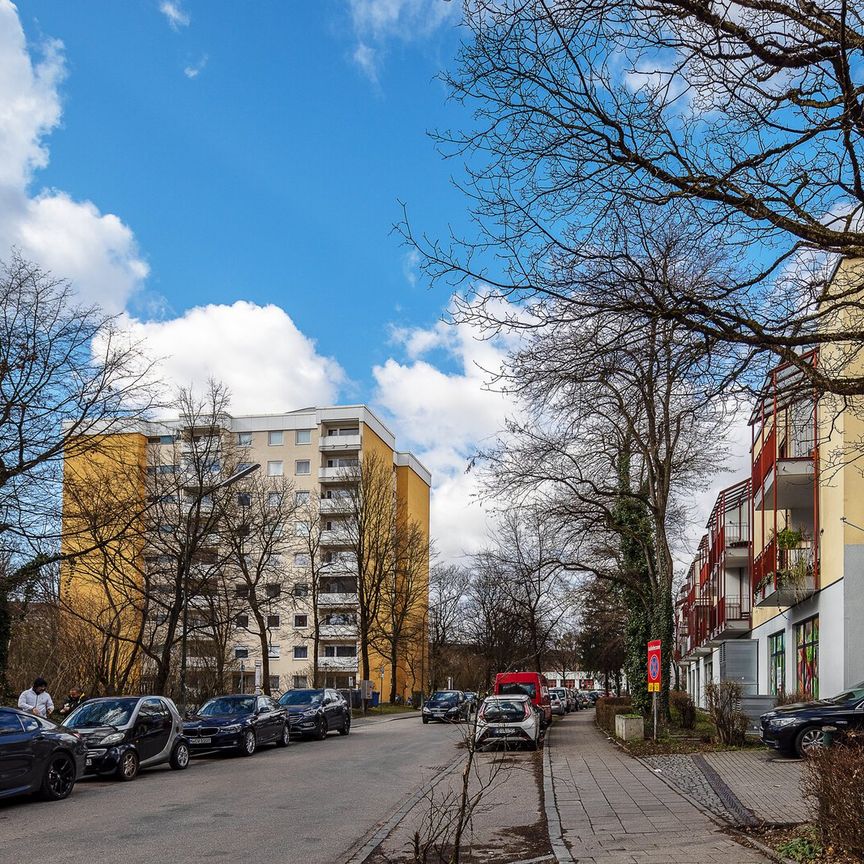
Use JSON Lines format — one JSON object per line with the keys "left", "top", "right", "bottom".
{"left": 239, "top": 729, "right": 257, "bottom": 757}
{"left": 422, "top": 716, "right": 429, "bottom": 724}
{"left": 276, "top": 723, "right": 291, "bottom": 747}
{"left": 39, "top": 752, "right": 76, "bottom": 800}
{"left": 338, "top": 713, "right": 351, "bottom": 736}
{"left": 795, "top": 726, "right": 825, "bottom": 756}
{"left": 316, "top": 717, "right": 328, "bottom": 740}
{"left": 115, "top": 749, "right": 139, "bottom": 782}
{"left": 169, "top": 741, "right": 190, "bottom": 770}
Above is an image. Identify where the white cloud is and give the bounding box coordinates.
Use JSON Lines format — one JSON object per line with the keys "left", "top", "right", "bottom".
{"left": 159, "top": 0, "right": 190, "bottom": 30}
{"left": 120, "top": 301, "right": 345, "bottom": 415}
{"left": 373, "top": 314, "right": 513, "bottom": 561}
{"left": 0, "top": 1, "right": 148, "bottom": 312}
{"left": 184, "top": 54, "right": 208, "bottom": 79}
{"left": 346, "top": 0, "right": 459, "bottom": 81}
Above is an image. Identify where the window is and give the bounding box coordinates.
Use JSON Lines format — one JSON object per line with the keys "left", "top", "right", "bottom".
{"left": 234, "top": 647, "right": 249, "bottom": 659}
{"left": 235, "top": 614, "right": 249, "bottom": 628}
{"left": 238, "top": 462, "right": 254, "bottom": 473}
{"left": 235, "top": 584, "right": 249, "bottom": 599}
{"left": 265, "top": 583, "right": 281, "bottom": 599}
{"left": 268, "top": 644, "right": 280, "bottom": 659}
{"left": 269, "top": 676, "right": 280, "bottom": 692}
{"left": 0, "top": 711, "right": 22, "bottom": 734}
{"left": 296, "top": 490, "right": 310, "bottom": 505}
{"left": 268, "top": 430, "right": 284, "bottom": 446}
{"left": 293, "top": 552, "right": 311, "bottom": 566}
{"left": 268, "top": 492, "right": 281, "bottom": 508}
{"left": 237, "top": 492, "right": 251, "bottom": 507}
{"left": 295, "top": 429, "right": 312, "bottom": 445}
{"left": 294, "top": 614, "right": 308, "bottom": 628}
{"left": 267, "top": 614, "right": 281, "bottom": 628}
{"left": 238, "top": 432, "right": 253, "bottom": 446}
{"left": 293, "top": 675, "right": 308, "bottom": 689}
{"left": 293, "top": 645, "right": 308, "bottom": 660}
{"left": 295, "top": 460, "right": 311, "bottom": 475}
{"left": 796, "top": 616, "right": 819, "bottom": 699}
{"left": 324, "top": 645, "right": 357, "bottom": 658}
{"left": 769, "top": 631, "right": 785, "bottom": 696}
{"left": 294, "top": 521, "right": 310, "bottom": 537}
{"left": 293, "top": 582, "right": 309, "bottom": 597}
{"left": 267, "top": 460, "right": 284, "bottom": 477}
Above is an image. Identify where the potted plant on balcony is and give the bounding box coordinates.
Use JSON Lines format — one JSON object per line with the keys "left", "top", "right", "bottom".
{"left": 774, "top": 527, "right": 813, "bottom": 602}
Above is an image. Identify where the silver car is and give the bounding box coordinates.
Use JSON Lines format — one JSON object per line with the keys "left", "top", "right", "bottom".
{"left": 549, "top": 692, "right": 566, "bottom": 716}
{"left": 475, "top": 695, "right": 542, "bottom": 751}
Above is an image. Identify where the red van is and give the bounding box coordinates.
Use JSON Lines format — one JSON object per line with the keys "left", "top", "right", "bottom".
{"left": 493, "top": 672, "right": 551, "bottom": 726}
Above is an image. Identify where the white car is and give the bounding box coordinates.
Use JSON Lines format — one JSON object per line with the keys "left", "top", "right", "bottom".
{"left": 549, "top": 691, "right": 566, "bottom": 716}
{"left": 474, "top": 694, "right": 542, "bottom": 751}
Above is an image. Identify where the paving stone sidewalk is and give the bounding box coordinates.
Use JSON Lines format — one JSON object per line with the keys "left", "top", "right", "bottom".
{"left": 547, "top": 712, "right": 769, "bottom": 863}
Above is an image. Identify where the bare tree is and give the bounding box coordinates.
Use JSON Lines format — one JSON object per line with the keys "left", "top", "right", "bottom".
{"left": 405, "top": 0, "right": 864, "bottom": 396}
{"left": 220, "top": 472, "right": 298, "bottom": 696}
{"left": 371, "top": 508, "right": 430, "bottom": 702}
{"left": 293, "top": 498, "right": 326, "bottom": 687}
{"left": 428, "top": 563, "right": 470, "bottom": 691}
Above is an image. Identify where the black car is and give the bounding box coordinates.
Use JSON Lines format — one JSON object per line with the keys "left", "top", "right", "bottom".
{"left": 761, "top": 681, "right": 864, "bottom": 756}
{"left": 278, "top": 688, "right": 351, "bottom": 739}
{"left": 61, "top": 696, "right": 189, "bottom": 781}
{"left": 183, "top": 694, "right": 290, "bottom": 755}
{"left": 0, "top": 707, "right": 87, "bottom": 802}
{"left": 421, "top": 690, "right": 470, "bottom": 724}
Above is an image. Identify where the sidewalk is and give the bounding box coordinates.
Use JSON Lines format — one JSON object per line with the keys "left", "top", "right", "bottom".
{"left": 546, "top": 712, "right": 769, "bottom": 863}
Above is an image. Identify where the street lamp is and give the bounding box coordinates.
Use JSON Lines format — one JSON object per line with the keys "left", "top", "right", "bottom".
{"left": 178, "top": 462, "right": 260, "bottom": 713}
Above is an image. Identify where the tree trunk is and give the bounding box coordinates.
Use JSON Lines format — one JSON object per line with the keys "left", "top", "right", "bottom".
{"left": 389, "top": 643, "right": 398, "bottom": 703}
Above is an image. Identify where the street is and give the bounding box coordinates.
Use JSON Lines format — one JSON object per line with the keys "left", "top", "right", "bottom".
{"left": 0, "top": 716, "right": 464, "bottom": 864}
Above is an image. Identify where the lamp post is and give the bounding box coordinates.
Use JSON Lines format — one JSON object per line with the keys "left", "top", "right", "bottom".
{"left": 178, "top": 461, "right": 260, "bottom": 713}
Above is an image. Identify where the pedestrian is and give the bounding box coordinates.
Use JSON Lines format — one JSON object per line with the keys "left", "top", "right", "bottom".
{"left": 18, "top": 677, "right": 54, "bottom": 718}
{"left": 59, "top": 686, "right": 86, "bottom": 716}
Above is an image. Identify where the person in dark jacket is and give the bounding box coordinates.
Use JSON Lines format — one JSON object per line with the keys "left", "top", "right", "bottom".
{"left": 59, "top": 686, "right": 86, "bottom": 716}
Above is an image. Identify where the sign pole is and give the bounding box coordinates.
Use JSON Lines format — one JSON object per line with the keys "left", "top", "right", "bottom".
{"left": 653, "top": 691, "right": 658, "bottom": 742}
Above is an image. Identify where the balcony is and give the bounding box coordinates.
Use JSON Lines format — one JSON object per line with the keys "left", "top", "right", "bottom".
{"left": 319, "top": 434, "right": 361, "bottom": 451}
{"left": 319, "top": 467, "right": 359, "bottom": 482}
{"left": 754, "top": 542, "right": 817, "bottom": 607}
{"left": 754, "top": 457, "right": 815, "bottom": 512}
{"left": 318, "top": 656, "right": 359, "bottom": 671}
{"left": 319, "top": 497, "right": 352, "bottom": 514}
{"left": 711, "top": 596, "right": 751, "bottom": 640}
{"left": 320, "top": 529, "right": 351, "bottom": 547}
{"left": 319, "top": 624, "right": 359, "bottom": 638}
{"left": 318, "top": 592, "right": 359, "bottom": 607}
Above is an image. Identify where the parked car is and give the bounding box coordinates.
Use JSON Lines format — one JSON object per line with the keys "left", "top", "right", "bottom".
{"left": 421, "top": 690, "right": 470, "bottom": 723}
{"left": 550, "top": 687, "right": 572, "bottom": 713}
{"left": 493, "top": 672, "right": 552, "bottom": 727}
{"left": 183, "top": 694, "right": 289, "bottom": 755}
{"left": 475, "top": 695, "right": 541, "bottom": 751}
{"left": 761, "top": 681, "right": 864, "bottom": 756}
{"left": 278, "top": 688, "right": 351, "bottom": 739}
{"left": 0, "top": 707, "right": 87, "bottom": 802}
{"left": 61, "top": 696, "right": 189, "bottom": 781}
{"left": 549, "top": 692, "right": 566, "bottom": 716}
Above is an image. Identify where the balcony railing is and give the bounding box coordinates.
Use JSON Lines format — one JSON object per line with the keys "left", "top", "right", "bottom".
{"left": 317, "top": 592, "right": 359, "bottom": 607}
{"left": 319, "top": 623, "right": 359, "bottom": 638}
{"left": 319, "top": 434, "right": 361, "bottom": 451}
{"left": 318, "top": 656, "right": 358, "bottom": 670}
{"left": 754, "top": 542, "right": 816, "bottom": 607}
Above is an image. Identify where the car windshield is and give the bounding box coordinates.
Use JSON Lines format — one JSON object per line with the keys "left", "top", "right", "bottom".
{"left": 64, "top": 698, "right": 137, "bottom": 729}
{"left": 279, "top": 689, "right": 323, "bottom": 706}
{"left": 498, "top": 682, "right": 536, "bottom": 700}
{"left": 430, "top": 691, "right": 459, "bottom": 703}
{"left": 484, "top": 700, "right": 527, "bottom": 722}
{"left": 824, "top": 682, "right": 864, "bottom": 704}
{"left": 198, "top": 696, "right": 256, "bottom": 716}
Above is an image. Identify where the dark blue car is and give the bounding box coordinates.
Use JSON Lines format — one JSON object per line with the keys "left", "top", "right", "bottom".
{"left": 183, "top": 694, "right": 290, "bottom": 756}
{"left": 278, "top": 688, "right": 351, "bottom": 739}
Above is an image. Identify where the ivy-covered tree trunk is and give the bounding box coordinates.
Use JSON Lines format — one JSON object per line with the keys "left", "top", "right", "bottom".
{"left": 0, "top": 590, "right": 11, "bottom": 698}
{"left": 615, "top": 449, "right": 655, "bottom": 718}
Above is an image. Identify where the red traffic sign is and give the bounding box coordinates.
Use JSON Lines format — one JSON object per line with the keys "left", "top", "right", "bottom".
{"left": 647, "top": 640, "right": 662, "bottom": 693}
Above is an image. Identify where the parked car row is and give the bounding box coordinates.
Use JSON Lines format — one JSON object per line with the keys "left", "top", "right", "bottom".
{"left": 0, "top": 687, "right": 352, "bottom": 804}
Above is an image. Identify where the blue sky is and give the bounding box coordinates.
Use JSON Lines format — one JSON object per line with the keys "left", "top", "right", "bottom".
{"left": 2, "top": 0, "right": 509, "bottom": 560}
{"left": 16, "top": 0, "right": 467, "bottom": 382}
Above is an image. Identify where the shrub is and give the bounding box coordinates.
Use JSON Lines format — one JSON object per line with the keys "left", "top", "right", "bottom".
{"left": 669, "top": 690, "right": 696, "bottom": 730}
{"left": 803, "top": 732, "right": 864, "bottom": 860}
{"left": 704, "top": 681, "right": 748, "bottom": 745}
{"left": 595, "top": 696, "right": 633, "bottom": 733}
{"left": 775, "top": 690, "right": 810, "bottom": 706}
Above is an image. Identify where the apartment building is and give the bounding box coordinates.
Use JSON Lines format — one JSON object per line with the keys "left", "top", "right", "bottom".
{"left": 61, "top": 404, "right": 431, "bottom": 701}
{"left": 676, "top": 344, "right": 864, "bottom": 706}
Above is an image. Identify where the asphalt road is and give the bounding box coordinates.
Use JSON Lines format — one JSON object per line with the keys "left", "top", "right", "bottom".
{"left": 0, "top": 715, "right": 465, "bottom": 864}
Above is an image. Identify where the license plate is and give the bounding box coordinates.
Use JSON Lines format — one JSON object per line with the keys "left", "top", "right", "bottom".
{"left": 85, "top": 758, "right": 93, "bottom": 766}
{"left": 189, "top": 737, "right": 211, "bottom": 744}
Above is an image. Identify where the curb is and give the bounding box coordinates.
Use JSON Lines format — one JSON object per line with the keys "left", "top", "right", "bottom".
{"left": 352, "top": 711, "right": 420, "bottom": 726}
{"left": 541, "top": 724, "right": 576, "bottom": 864}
